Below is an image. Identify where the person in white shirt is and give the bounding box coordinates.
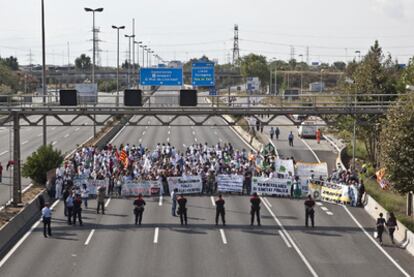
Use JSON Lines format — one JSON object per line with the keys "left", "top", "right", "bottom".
{"left": 42, "top": 203, "right": 52, "bottom": 238}
{"left": 55, "top": 176, "right": 63, "bottom": 199}
{"left": 81, "top": 183, "right": 90, "bottom": 208}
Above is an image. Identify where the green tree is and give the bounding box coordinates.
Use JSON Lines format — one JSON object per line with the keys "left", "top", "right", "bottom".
{"left": 333, "top": 61, "right": 346, "bottom": 71}
{"left": 334, "top": 41, "right": 403, "bottom": 163}
{"left": 0, "top": 56, "right": 19, "bottom": 70}
{"left": 0, "top": 63, "right": 20, "bottom": 93}
{"left": 75, "top": 54, "right": 91, "bottom": 71}
{"left": 22, "top": 144, "right": 64, "bottom": 185}
{"left": 379, "top": 93, "right": 414, "bottom": 193}
{"left": 240, "top": 54, "right": 269, "bottom": 90}
{"left": 400, "top": 57, "right": 414, "bottom": 87}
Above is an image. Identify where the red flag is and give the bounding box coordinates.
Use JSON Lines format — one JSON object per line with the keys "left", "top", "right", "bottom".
{"left": 119, "top": 150, "right": 127, "bottom": 164}
{"left": 6, "top": 160, "right": 15, "bottom": 170}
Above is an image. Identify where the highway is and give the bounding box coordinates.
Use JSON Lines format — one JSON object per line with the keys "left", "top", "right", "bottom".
{"left": 0, "top": 91, "right": 413, "bottom": 277}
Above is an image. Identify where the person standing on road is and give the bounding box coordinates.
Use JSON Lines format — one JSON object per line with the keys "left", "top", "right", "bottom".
{"left": 42, "top": 203, "right": 52, "bottom": 238}
{"left": 215, "top": 194, "right": 226, "bottom": 226}
{"left": 55, "top": 176, "right": 63, "bottom": 199}
{"left": 63, "top": 188, "right": 70, "bottom": 216}
{"left": 316, "top": 129, "right": 321, "bottom": 144}
{"left": 288, "top": 131, "right": 294, "bottom": 147}
{"left": 304, "top": 195, "right": 315, "bottom": 227}
{"left": 81, "top": 183, "right": 89, "bottom": 209}
{"left": 177, "top": 194, "right": 188, "bottom": 226}
{"left": 97, "top": 186, "right": 106, "bottom": 214}
{"left": 171, "top": 188, "right": 178, "bottom": 216}
{"left": 386, "top": 212, "right": 398, "bottom": 245}
{"left": 275, "top": 127, "right": 280, "bottom": 140}
{"left": 357, "top": 180, "right": 365, "bottom": 207}
{"left": 256, "top": 119, "right": 260, "bottom": 131}
{"left": 73, "top": 194, "right": 83, "bottom": 226}
{"left": 270, "top": 127, "right": 275, "bottom": 140}
{"left": 376, "top": 213, "right": 386, "bottom": 245}
{"left": 66, "top": 192, "right": 74, "bottom": 225}
{"left": 133, "top": 193, "right": 146, "bottom": 225}
{"left": 250, "top": 192, "right": 261, "bottom": 226}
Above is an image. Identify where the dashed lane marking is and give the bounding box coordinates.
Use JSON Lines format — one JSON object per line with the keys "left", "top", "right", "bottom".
{"left": 321, "top": 207, "right": 328, "bottom": 211}
{"left": 75, "top": 128, "right": 80, "bottom": 131}
{"left": 84, "top": 229, "right": 95, "bottom": 246}
{"left": 210, "top": 196, "right": 216, "bottom": 206}
{"left": 51, "top": 141, "right": 57, "bottom": 146}
{"left": 153, "top": 227, "right": 159, "bottom": 244}
{"left": 22, "top": 140, "right": 29, "bottom": 145}
{"left": 0, "top": 150, "right": 9, "bottom": 156}
{"left": 158, "top": 195, "right": 163, "bottom": 206}
{"left": 219, "top": 229, "right": 228, "bottom": 244}
{"left": 104, "top": 198, "right": 111, "bottom": 208}
{"left": 316, "top": 202, "right": 323, "bottom": 206}
{"left": 326, "top": 211, "right": 334, "bottom": 216}
{"left": 64, "top": 134, "right": 70, "bottom": 138}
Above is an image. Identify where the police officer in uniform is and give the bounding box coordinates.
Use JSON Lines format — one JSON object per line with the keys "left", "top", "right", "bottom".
{"left": 250, "top": 192, "right": 261, "bottom": 226}
{"left": 177, "top": 194, "right": 188, "bottom": 226}
{"left": 304, "top": 195, "right": 315, "bottom": 227}
{"left": 133, "top": 193, "right": 146, "bottom": 225}
{"left": 215, "top": 194, "right": 225, "bottom": 226}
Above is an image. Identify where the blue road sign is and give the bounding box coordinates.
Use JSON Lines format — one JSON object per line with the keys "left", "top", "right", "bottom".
{"left": 209, "top": 87, "right": 217, "bottom": 96}
{"left": 191, "top": 62, "right": 215, "bottom": 86}
{"left": 140, "top": 68, "right": 183, "bottom": 86}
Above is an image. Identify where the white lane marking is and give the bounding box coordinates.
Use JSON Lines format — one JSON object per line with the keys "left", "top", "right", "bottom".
{"left": 0, "top": 200, "right": 60, "bottom": 268}
{"left": 51, "top": 141, "right": 57, "bottom": 146}
{"left": 192, "top": 131, "right": 195, "bottom": 135}
{"left": 22, "top": 140, "right": 29, "bottom": 145}
{"left": 138, "top": 138, "right": 142, "bottom": 143}
{"left": 158, "top": 195, "right": 163, "bottom": 206}
{"left": 316, "top": 202, "right": 323, "bottom": 206}
{"left": 343, "top": 205, "right": 410, "bottom": 277}
{"left": 278, "top": 230, "right": 292, "bottom": 248}
{"left": 142, "top": 131, "right": 146, "bottom": 136}
{"left": 195, "top": 138, "right": 198, "bottom": 142}
{"left": 84, "top": 229, "right": 96, "bottom": 246}
{"left": 37, "top": 133, "right": 42, "bottom": 137}
{"left": 321, "top": 206, "right": 328, "bottom": 211}
{"left": 168, "top": 126, "right": 171, "bottom": 129}
{"left": 51, "top": 127, "right": 56, "bottom": 130}
{"left": 263, "top": 197, "right": 272, "bottom": 207}
{"left": 75, "top": 128, "right": 80, "bottom": 131}
{"left": 210, "top": 196, "right": 216, "bottom": 206}
{"left": 64, "top": 134, "right": 70, "bottom": 138}
{"left": 260, "top": 197, "right": 318, "bottom": 277}
{"left": 219, "top": 138, "right": 223, "bottom": 142}
{"left": 214, "top": 131, "right": 218, "bottom": 135}
{"left": 146, "top": 126, "right": 148, "bottom": 129}
{"left": 166, "top": 137, "right": 170, "bottom": 142}
{"left": 326, "top": 211, "right": 334, "bottom": 216}
{"left": 153, "top": 227, "right": 159, "bottom": 244}
{"left": 0, "top": 150, "right": 8, "bottom": 156}
{"left": 168, "top": 130, "right": 171, "bottom": 135}
{"left": 300, "top": 138, "right": 321, "bottom": 163}
{"left": 219, "top": 229, "right": 228, "bottom": 244}
{"left": 104, "top": 197, "right": 111, "bottom": 208}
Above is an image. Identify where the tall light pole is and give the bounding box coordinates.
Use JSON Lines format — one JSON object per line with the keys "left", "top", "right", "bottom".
{"left": 84, "top": 7, "right": 103, "bottom": 84}
{"left": 355, "top": 50, "right": 361, "bottom": 62}
{"left": 147, "top": 48, "right": 151, "bottom": 67}
{"left": 85, "top": 7, "right": 103, "bottom": 138}
{"left": 134, "top": 41, "right": 142, "bottom": 67}
{"left": 141, "top": 45, "right": 146, "bottom": 68}
{"left": 320, "top": 69, "right": 324, "bottom": 93}
{"left": 41, "top": 0, "right": 47, "bottom": 146}
{"left": 112, "top": 25, "right": 125, "bottom": 106}
{"left": 299, "top": 54, "right": 304, "bottom": 94}
{"left": 125, "top": 34, "right": 135, "bottom": 88}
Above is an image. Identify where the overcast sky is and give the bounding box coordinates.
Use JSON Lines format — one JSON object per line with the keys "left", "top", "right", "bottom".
{"left": 0, "top": 0, "right": 413, "bottom": 66}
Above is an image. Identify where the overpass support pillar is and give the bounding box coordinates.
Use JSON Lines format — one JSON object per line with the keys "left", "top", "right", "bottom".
{"left": 12, "top": 112, "right": 22, "bottom": 206}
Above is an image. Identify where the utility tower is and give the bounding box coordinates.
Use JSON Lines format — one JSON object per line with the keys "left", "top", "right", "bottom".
{"left": 232, "top": 24, "right": 240, "bottom": 65}
{"left": 92, "top": 27, "right": 102, "bottom": 66}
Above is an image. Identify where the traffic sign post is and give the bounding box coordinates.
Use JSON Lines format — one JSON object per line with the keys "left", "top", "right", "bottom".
{"left": 140, "top": 68, "right": 183, "bottom": 86}
{"left": 191, "top": 62, "right": 215, "bottom": 87}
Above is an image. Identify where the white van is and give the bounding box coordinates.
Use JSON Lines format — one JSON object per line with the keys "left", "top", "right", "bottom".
{"left": 298, "top": 122, "right": 318, "bottom": 138}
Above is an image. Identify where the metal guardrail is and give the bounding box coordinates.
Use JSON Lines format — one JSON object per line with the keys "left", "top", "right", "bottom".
{"left": 0, "top": 93, "right": 400, "bottom": 116}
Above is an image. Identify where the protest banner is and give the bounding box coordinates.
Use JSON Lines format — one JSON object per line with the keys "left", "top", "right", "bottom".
{"left": 73, "top": 175, "right": 108, "bottom": 195}
{"left": 308, "top": 183, "right": 322, "bottom": 200}
{"left": 320, "top": 183, "right": 343, "bottom": 203}
{"left": 217, "top": 174, "right": 244, "bottom": 193}
{"left": 274, "top": 158, "right": 295, "bottom": 178}
{"left": 167, "top": 176, "right": 202, "bottom": 194}
{"left": 296, "top": 162, "right": 329, "bottom": 196}
{"left": 121, "top": 180, "right": 161, "bottom": 197}
{"left": 251, "top": 177, "right": 292, "bottom": 196}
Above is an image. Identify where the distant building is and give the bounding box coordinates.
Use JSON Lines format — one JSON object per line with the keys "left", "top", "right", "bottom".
{"left": 309, "top": 82, "right": 325, "bottom": 92}
{"left": 246, "top": 77, "right": 260, "bottom": 93}
{"left": 168, "top": 60, "right": 183, "bottom": 68}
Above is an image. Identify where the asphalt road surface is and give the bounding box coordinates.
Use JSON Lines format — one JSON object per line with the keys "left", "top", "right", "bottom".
{"left": 0, "top": 91, "right": 413, "bottom": 277}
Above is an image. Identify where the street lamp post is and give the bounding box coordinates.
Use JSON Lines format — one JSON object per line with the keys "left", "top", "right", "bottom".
{"left": 112, "top": 25, "right": 125, "bottom": 107}
{"left": 299, "top": 54, "right": 304, "bottom": 94}
{"left": 84, "top": 7, "right": 103, "bottom": 84}
{"left": 141, "top": 45, "right": 146, "bottom": 69}
{"left": 147, "top": 48, "right": 151, "bottom": 67}
{"left": 85, "top": 7, "right": 103, "bottom": 138}
{"left": 320, "top": 69, "right": 324, "bottom": 93}
{"left": 125, "top": 34, "right": 135, "bottom": 88}
{"left": 41, "top": 0, "right": 47, "bottom": 146}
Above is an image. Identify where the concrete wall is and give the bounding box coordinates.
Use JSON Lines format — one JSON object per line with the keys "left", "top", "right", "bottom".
{"left": 0, "top": 190, "right": 52, "bottom": 259}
